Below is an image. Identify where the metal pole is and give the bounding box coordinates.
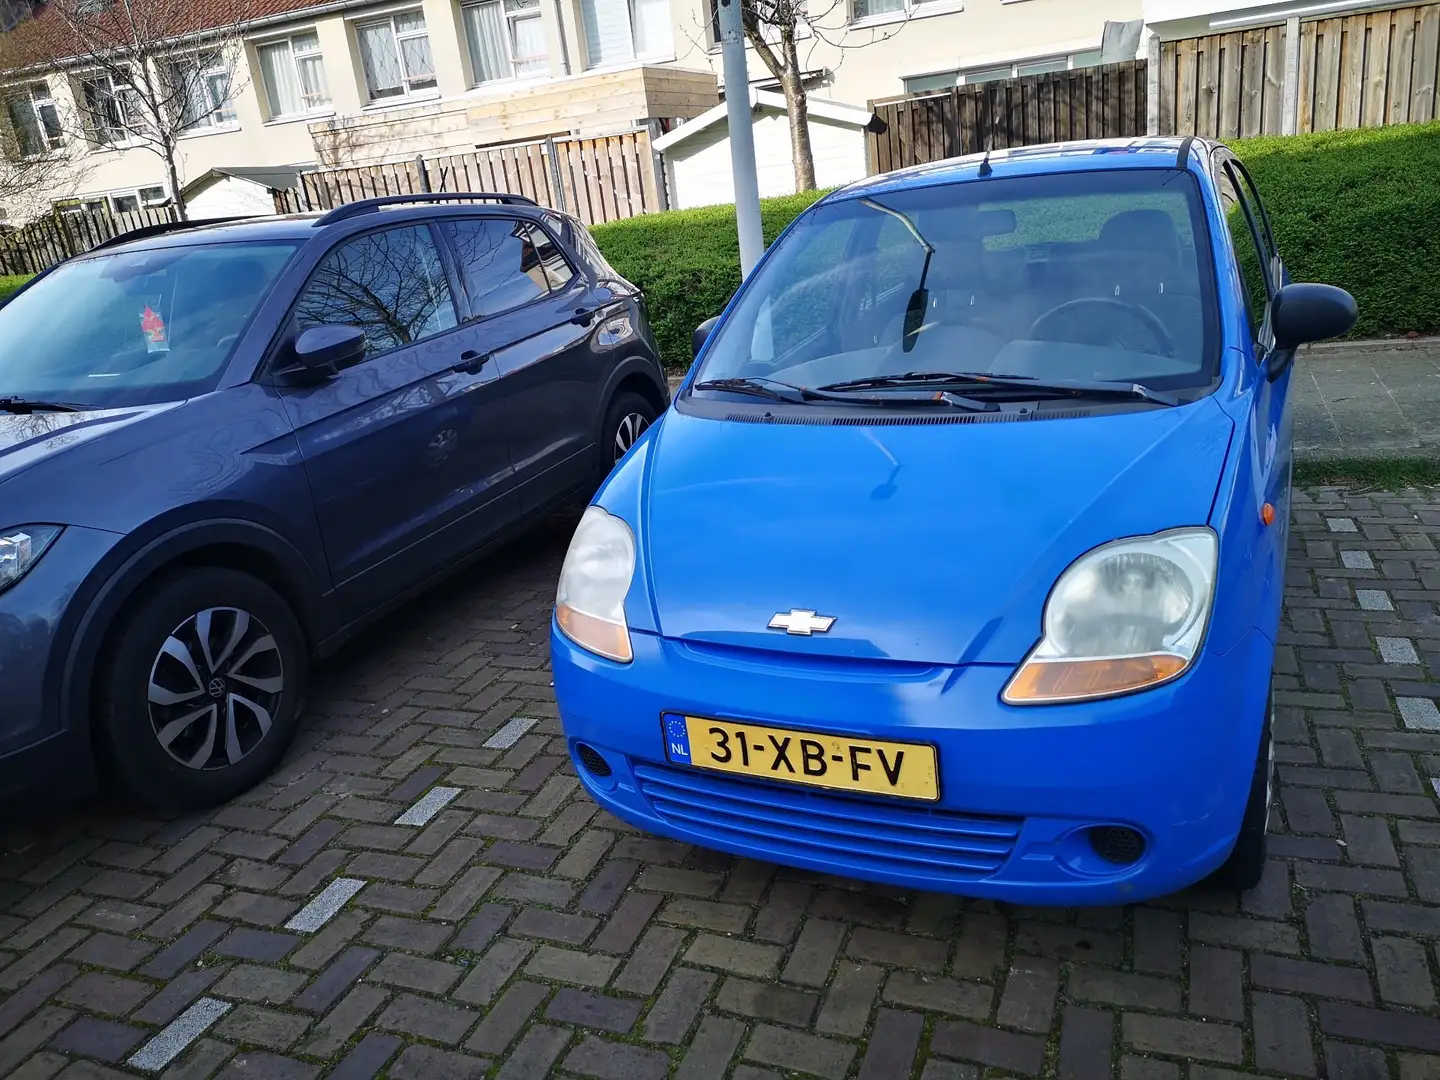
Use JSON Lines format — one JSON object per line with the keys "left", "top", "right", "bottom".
{"left": 717, "top": 0, "right": 764, "bottom": 277}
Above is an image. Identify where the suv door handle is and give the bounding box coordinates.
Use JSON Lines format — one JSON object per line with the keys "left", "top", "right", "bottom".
{"left": 572, "top": 307, "right": 597, "bottom": 326}
{"left": 452, "top": 350, "right": 489, "bottom": 374}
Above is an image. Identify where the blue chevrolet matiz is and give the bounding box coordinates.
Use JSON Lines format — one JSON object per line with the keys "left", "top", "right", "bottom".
{"left": 550, "top": 137, "right": 1357, "bottom": 904}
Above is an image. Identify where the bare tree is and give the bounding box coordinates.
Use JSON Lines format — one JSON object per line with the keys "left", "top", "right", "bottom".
{"left": 720, "top": 0, "right": 908, "bottom": 191}
{"left": 0, "top": 6, "right": 90, "bottom": 217}
{"left": 38, "top": 0, "right": 253, "bottom": 218}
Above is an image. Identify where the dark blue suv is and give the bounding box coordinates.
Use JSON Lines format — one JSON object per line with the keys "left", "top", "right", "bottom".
{"left": 0, "top": 192, "right": 668, "bottom": 811}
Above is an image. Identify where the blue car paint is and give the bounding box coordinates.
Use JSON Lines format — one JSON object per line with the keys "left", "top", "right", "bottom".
{"left": 551, "top": 137, "right": 1296, "bottom": 903}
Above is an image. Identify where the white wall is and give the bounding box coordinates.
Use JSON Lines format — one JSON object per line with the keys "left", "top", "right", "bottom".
{"left": 185, "top": 176, "right": 283, "bottom": 217}
{"left": 665, "top": 107, "right": 867, "bottom": 209}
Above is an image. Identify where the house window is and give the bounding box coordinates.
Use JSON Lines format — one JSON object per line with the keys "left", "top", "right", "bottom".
{"left": 581, "top": 0, "right": 671, "bottom": 68}
{"left": 80, "top": 73, "right": 142, "bottom": 146}
{"left": 110, "top": 192, "right": 140, "bottom": 213}
{"left": 6, "top": 83, "right": 63, "bottom": 157}
{"left": 170, "top": 50, "right": 238, "bottom": 130}
{"left": 257, "top": 31, "right": 331, "bottom": 117}
{"left": 852, "top": 0, "right": 948, "bottom": 21}
{"left": 902, "top": 49, "right": 1105, "bottom": 94}
{"left": 139, "top": 185, "right": 168, "bottom": 206}
{"left": 356, "top": 10, "right": 438, "bottom": 101}
{"left": 464, "top": 0, "right": 548, "bottom": 84}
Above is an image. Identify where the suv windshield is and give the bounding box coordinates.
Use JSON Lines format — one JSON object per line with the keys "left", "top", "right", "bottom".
{"left": 693, "top": 168, "right": 1218, "bottom": 398}
{"left": 0, "top": 240, "right": 298, "bottom": 409}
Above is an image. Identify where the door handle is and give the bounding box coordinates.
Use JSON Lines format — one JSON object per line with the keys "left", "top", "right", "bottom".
{"left": 572, "top": 307, "right": 597, "bottom": 326}
{"left": 452, "top": 350, "right": 489, "bottom": 374}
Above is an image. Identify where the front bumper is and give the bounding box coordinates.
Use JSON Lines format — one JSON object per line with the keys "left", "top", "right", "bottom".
{"left": 552, "top": 622, "right": 1275, "bottom": 905}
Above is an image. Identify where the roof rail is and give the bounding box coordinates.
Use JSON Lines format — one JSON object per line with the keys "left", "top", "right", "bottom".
{"left": 89, "top": 216, "right": 250, "bottom": 253}
{"left": 313, "top": 192, "right": 539, "bottom": 227}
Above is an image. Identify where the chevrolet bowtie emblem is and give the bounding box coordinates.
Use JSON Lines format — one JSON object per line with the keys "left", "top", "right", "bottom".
{"left": 768, "top": 609, "right": 836, "bottom": 635}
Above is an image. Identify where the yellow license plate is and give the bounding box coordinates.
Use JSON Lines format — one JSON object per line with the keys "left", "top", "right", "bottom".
{"left": 663, "top": 715, "right": 939, "bottom": 801}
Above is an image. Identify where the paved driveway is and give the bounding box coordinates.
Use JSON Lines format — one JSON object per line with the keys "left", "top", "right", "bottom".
{"left": 3, "top": 488, "right": 1440, "bottom": 1079}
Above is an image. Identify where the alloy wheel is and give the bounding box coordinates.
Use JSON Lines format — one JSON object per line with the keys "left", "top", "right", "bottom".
{"left": 613, "top": 412, "right": 650, "bottom": 463}
{"left": 147, "top": 607, "right": 285, "bottom": 770}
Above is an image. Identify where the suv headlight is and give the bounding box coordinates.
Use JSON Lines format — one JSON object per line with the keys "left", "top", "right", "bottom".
{"left": 556, "top": 506, "right": 635, "bottom": 663}
{"left": 1003, "top": 528, "right": 1218, "bottom": 705}
{"left": 0, "top": 525, "right": 62, "bottom": 594}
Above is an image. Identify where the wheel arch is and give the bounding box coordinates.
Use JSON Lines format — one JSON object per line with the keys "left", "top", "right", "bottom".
{"left": 596, "top": 356, "right": 668, "bottom": 445}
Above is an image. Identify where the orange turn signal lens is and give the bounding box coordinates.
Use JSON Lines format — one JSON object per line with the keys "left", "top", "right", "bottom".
{"left": 556, "top": 603, "right": 633, "bottom": 663}
{"left": 1002, "top": 654, "right": 1190, "bottom": 704}
{"left": 1261, "top": 503, "right": 1276, "bottom": 526}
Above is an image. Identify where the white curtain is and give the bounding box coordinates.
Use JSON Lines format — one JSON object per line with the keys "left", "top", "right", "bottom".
{"left": 258, "top": 42, "right": 301, "bottom": 116}
{"left": 293, "top": 32, "right": 330, "bottom": 109}
{"left": 399, "top": 35, "right": 436, "bottom": 83}
{"left": 854, "top": 0, "right": 903, "bottom": 17}
{"left": 464, "top": 2, "right": 509, "bottom": 83}
{"left": 357, "top": 22, "right": 402, "bottom": 97}
{"left": 631, "top": 0, "right": 671, "bottom": 58}
{"left": 581, "top": 0, "right": 633, "bottom": 68}
{"left": 511, "top": 13, "right": 547, "bottom": 75}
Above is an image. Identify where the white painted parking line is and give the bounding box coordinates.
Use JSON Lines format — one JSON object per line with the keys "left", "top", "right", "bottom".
{"left": 284, "top": 878, "right": 366, "bottom": 932}
{"left": 1357, "top": 589, "right": 1393, "bottom": 612}
{"left": 1399, "top": 698, "right": 1440, "bottom": 731}
{"left": 395, "top": 786, "right": 461, "bottom": 827}
{"left": 1327, "top": 517, "right": 1358, "bottom": 533}
{"left": 1377, "top": 637, "right": 1420, "bottom": 664}
{"left": 1342, "top": 550, "right": 1374, "bottom": 570}
{"left": 484, "top": 716, "right": 537, "bottom": 750}
{"left": 128, "top": 997, "right": 232, "bottom": 1071}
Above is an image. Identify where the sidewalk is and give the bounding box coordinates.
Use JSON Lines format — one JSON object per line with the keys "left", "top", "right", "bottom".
{"left": 1294, "top": 338, "right": 1440, "bottom": 459}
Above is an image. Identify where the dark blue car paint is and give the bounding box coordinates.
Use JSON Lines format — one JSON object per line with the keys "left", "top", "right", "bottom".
{"left": 0, "top": 203, "right": 667, "bottom": 802}
{"left": 550, "top": 137, "right": 1303, "bottom": 903}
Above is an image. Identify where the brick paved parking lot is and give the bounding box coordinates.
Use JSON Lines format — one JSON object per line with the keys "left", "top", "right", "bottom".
{"left": 5, "top": 487, "right": 1440, "bottom": 1079}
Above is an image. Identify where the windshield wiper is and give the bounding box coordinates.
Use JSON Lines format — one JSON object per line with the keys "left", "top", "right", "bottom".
{"left": 693, "top": 376, "right": 996, "bottom": 412}
{"left": 692, "top": 377, "right": 817, "bottom": 403}
{"left": 816, "top": 371, "right": 1181, "bottom": 407}
{"left": 0, "top": 397, "right": 83, "bottom": 414}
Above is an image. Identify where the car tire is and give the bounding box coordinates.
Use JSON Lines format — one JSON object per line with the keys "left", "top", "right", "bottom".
{"left": 99, "top": 567, "right": 308, "bottom": 812}
{"left": 601, "top": 390, "right": 657, "bottom": 477}
{"left": 1215, "top": 696, "right": 1274, "bottom": 891}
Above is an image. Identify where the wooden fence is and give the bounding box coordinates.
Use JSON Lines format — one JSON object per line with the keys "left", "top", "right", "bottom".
{"left": 0, "top": 206, "right": 175, "bottom": 276}
{"left": 867, "top": 61, "right": 1148, "bottom": 173}
{"left": 1158, "top": 2, "right": 1440, "bottom": 137}
{"left": 275, "top": 128, "right": 665, "bottom": 226}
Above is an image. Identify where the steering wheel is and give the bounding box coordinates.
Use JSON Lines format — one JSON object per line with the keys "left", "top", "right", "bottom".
{"left": 1028, "top": 297, "right": 1175, "bottom": 358}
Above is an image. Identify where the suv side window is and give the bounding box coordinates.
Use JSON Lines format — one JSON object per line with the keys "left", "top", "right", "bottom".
{"left": 441, "top": 217, "right": 575, "bottom": 320}
{"left": 1215, "top": 158, "right": 1273, "bottom": 345}
{"left": 295, "top": 224, "right": 458, "bottom": 363}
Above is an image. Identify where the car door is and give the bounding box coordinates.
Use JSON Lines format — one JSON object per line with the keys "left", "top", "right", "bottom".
{"left": 276, "top": 221, "right": 520, "bottom": 611}
{"left": 438, "top": 214, "right": 602, "bottom": 515}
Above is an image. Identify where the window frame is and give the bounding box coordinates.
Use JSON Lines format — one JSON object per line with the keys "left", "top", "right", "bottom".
{"left": 902, "top": 47, "right": 1104, "bottom": 94}
{"left": 78, "top": 71, "right": 142, "bottom": 148}
{"left": 287, "top": 220, "right": 463, "bottom": 368}
{"left": 436, "top": 212, "right": 580, "bottom": 323}
{"left": 6, "top": 82, "right": 64, "bottom": 157}
{"left": 462, "top": 0, "right": 549, "bottom": 85}
{"left": 1214, "top": 151, "right": 1275, "bottom": 353}
{"left": 850, "top": 0, "right": 958, "bottom": 28}
{"left": 169, "top": 48, "right": 239, "bottom": 133}
{"left": 255, "top": 30, "right": 333, "bottom": 120}
{"left": 355, "top": 9, "right": 439, "bottom": 103}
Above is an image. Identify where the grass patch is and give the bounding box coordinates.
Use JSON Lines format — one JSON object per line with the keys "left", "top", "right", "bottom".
{"left": 0, "top": 274, "right": 29, "bottom": 301}
{"left": 1294, "top": 456, "right": 1440, "bottom": 490}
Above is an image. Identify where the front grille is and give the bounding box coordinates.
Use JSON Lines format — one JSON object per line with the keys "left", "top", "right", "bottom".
{"left": 634, "top": 764, "right": 1022, "bottom": 883}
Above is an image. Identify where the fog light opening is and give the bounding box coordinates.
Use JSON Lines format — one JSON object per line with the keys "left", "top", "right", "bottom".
{"left": 576, "top": 743, "right": 612, "bottom": 778}
{"left": 1088, "top": 825, "right": 1146, "bottom": 866}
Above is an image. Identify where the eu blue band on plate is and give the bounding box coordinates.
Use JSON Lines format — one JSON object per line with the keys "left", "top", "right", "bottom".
{"left": 664, "top": 715, "right": 692, "bottom": 763}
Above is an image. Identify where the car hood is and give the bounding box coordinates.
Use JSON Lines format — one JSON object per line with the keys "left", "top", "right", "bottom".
{"left": 0, "top": 404, "right": 177, "bottom": 484}
{"left": 639, "top": 400, "right": 1235, "bottom": 666}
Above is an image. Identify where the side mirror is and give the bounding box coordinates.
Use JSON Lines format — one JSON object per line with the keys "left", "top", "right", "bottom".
{"left": 293, "top": 324, "right": 366, "bottom": 378}
{"left": 693, "top": 316, "right": 720, "bottom": 359}
{"left": 1266, "top": 283, "right": 1357, "bottom": 382}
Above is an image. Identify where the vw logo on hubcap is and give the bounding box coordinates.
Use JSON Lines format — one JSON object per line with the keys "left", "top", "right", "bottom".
{"left": 207, "top": 677, "right": 227, "bottom": 699}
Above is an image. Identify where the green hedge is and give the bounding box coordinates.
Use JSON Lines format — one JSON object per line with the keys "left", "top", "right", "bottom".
{"left": 0, "top": 275, "right": 27, "bottom": 301}
{"left": 591, "top": 121, "right": 1440, "bottom": 369}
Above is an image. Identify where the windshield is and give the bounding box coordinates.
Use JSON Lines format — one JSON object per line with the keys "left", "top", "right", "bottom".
{"left": 693, "top": 169, "right": 1218, "bottom": 397}
{"left": 0, "top": 240, "right": 299, "bottom": 409}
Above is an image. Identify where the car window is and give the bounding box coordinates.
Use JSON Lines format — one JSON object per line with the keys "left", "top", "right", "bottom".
{"left": 441, "top": 217, "right": 573, "bottom": 319}
{"left": 294, "top": 224, "right": 458, "bottom": 362}
{"left": 1217, "top": 161, "right": 1272, "bottom": 343}
{"left": 0, "top": 240, "right": 299, "bottom": 409}
{"left": 696, "top": 168, "right": 1219, "bottom": 395}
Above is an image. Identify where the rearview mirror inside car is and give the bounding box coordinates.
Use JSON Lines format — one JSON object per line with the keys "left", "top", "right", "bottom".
{"left": 293, "top": 324, "right": 366, "bottom": 378}
{"left": 1266, "top": 283, "right": 1358, "bottom": 382}
{"left": 694, "top": 316, "right": 720, "bottom": 359}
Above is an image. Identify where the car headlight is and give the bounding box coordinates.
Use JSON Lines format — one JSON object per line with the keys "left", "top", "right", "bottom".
{"left": 1003, "top": 527, "right": 1218, "bottom": 705}
{"left": 556, "top": 506, "right": 635, "bottom": 663}
{"left": 0, "top": 525, "right": 63, "bottom": 594}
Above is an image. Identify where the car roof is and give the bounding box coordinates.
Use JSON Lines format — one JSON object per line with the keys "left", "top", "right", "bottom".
{"left": 830, "top": 136, "right": 1221, "bottom": 203}
{"left": 86, "top": 198, "right": 564, "bottom": 257}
